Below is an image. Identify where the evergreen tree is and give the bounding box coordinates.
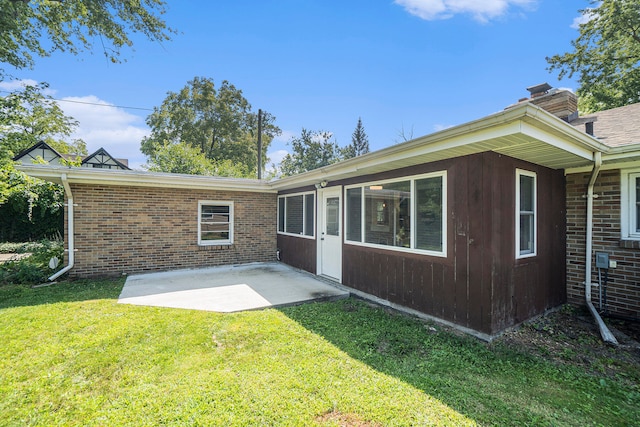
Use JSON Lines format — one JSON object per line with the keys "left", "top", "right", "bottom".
{"left": 344, "top": 117, "right": 370, "bottom": 159}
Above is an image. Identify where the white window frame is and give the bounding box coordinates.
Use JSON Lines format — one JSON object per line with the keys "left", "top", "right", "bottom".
{"left": 621, "top": 170, "right": 640, "bottom": 240}
{"left": 277, "top": 191, "right": 316, "bottom": 239}
{"left": 516, "top": 169, "right": 537, "bottom": 259}
{"left": 198, "top": 201, "right": 234, "bottom": 246}
{"left": 344, "top": 171, "right": 447, "bottom": 258}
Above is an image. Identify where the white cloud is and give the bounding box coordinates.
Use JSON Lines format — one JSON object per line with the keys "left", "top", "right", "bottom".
{"left": 57, "top": 96, "right": 150, "bottom": 169}
{"left": 433, "top": 123, "right": 454, "bottom": 132}
{"left": 0, "top": 79, "right": 55, "bottom": 95}
{"left": 395, "top": 0, "right": 537, "bottom": 23}
{"left": 1, "top": 80, "right": 149, "bottom": 168}
{"left": 273, "top": 129, "right": 297, "bottom": 144}
{"left": 267, "top": 149, "right": 289, "bottom": 165}
{"left": 0, "top": 79, "right": 38, "bottom": 91}
{"left": 570, "top": 4, "right": 600, "bottom": 29}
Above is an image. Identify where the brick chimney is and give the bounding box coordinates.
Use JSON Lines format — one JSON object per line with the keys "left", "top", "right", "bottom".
{"left": 523, "top": 83, "right": 578, "bottom": 122}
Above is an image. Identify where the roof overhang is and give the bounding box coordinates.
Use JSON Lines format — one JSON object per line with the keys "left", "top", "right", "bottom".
{"left": 271, "top": 103, "right": 611, "bottom": 190}
{"left": 19, "top": 102, "right": 636, "bottom": 192}
{"left": 16, "top": 165, "right": 276, "bottom": 193}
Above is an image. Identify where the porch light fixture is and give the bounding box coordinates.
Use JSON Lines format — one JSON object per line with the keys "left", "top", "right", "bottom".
{"left": 315, "top": 180, "right": 328, "bottom": 189}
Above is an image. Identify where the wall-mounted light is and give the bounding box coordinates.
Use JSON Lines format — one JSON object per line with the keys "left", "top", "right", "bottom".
{"left": 315, "top": 180, "right": 328, "bottom": 189}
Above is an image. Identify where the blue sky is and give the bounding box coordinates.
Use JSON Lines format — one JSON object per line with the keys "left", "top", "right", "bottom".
{"left": 3, "top": 0, "right": 590, "bottom": 170}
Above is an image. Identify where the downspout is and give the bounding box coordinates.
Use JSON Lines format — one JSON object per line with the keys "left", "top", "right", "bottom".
{"left": 48, "top": 174, "right": 74, "bottom": 281}
{"left": 584, "top": 152, "right": 618, "bottom": 345}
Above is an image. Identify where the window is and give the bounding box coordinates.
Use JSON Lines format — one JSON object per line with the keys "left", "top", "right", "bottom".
{"left": 516, "top": 169, "right": 536, "bottom": 258}
{"left": 277, "top": 192, "right": 315, "bottom": 238}
{"left": 346, "top": 187, "right": 362, "bottom": 241}
{"left": 345, "top": 172, "right": 446, "bottom": 256}
{"left": 415, "top": 175, "right": 444, "bottom": 251}
{"left": 198, "top": 201, "right": 233, "bottom": 245}
{"left": 364, "top": 181, "right": 410, "bottom": 247}
{"left": 621, "top": 170, "right": 640, "bottom": 240}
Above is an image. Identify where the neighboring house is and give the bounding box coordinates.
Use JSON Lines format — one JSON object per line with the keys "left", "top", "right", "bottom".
{"left": 13, "top": 141, "right": 130, "bottom": 170}
{"left": 17, "top": 85, "right": 640, "bottom": 340}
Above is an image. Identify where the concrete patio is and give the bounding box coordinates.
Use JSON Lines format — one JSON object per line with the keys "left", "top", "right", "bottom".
{"left": 118, "top": 262, "right": 349, "bottom": 312}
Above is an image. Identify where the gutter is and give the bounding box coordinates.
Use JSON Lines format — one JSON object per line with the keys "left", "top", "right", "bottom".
{"left": 272, "top": 103, "right": 610, "bottom": 190}
{"left": 584, "top": 152, "right": 618, "bottom": 345}
{"left": 48, "top": 174, "right": 74, "bottom": 281}
{"left": 16, "top": 164, "right": 275, "bottom": 193}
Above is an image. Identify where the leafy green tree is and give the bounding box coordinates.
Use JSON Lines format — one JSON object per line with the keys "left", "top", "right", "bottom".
{"left": 547, "top": 0, "right": 640, "bottom": 112}
{"left": 343, "top": 117, "right": 370, "bottom": 159}
{"left": 141, "top": 77, "right": 280, "bottom": 178}
{"left": 0, "top": 81, "right": 85, "bottom": 241}
{"left": 144, "top": 142, "right": 215, "bottom": 175}
{"left": 0, "top": 0, "right": 175, "bottom": 73}
{"left": 0, "top": 81, "right": 86, "bottom": 158}
{"left": 144, "top": 141, "right": 251, "bottom": 177}
{"left": 0, "top": 166, "right": 64, "bottom": 242}
{"left": 279, "top": 129, "right": 343, "bottom": 176}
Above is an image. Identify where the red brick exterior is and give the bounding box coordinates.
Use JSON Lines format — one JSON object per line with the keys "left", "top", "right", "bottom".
{"left": 65, "top": 184, "right": 276, "bottom": 278}
{"left": 566, "top": 170, "right": 640, "bottom": 320}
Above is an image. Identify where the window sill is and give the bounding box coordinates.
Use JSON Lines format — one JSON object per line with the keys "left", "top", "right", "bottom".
{"left": 619, "top": 239, "right": 640, "bottom": 249}
{"left": 344, "top": 240, "right": 447, "bottom": 258}
{"left": 198, "top": 244, "right": 233, "bottom": 250}
{"left": 277, "top": 232, "right": 315, "bottom": 240}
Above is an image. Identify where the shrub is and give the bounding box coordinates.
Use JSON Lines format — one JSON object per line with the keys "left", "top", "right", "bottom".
{"left": 0, "top": 239, "right": 64, "bottom": 286}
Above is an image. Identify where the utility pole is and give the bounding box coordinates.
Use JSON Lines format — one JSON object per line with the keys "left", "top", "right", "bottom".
{"left": 257, "top": 109, "right": 263, "bottom": 180}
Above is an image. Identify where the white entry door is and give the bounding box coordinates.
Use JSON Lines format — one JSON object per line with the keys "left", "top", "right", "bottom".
{"left": 318, "top": 187, "right": 342, "bottom": 281}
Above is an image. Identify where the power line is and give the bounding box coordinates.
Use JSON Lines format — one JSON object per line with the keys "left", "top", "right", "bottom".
{"left": 54, "top": 97, "right": 153, "bottom": 111}
{"left": 0, "top": 89, "right": 153, "bottom": 111}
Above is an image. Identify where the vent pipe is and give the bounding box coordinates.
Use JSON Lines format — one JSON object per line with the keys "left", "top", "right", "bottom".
{"left": 585, "top": 121, "right": 594, "bottom": 136}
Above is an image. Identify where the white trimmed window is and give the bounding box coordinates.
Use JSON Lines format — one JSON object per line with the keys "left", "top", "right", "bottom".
{"left": 345, "top": 171, "right": 447, "bottom": 257}
{"left": 277, "top": 192, "right": 315, "bottom": 238}
{"left": 198, "top": 201, "right": 233, "bottom": 245}
{"left": 516, "top": 169, "right": 536, "bottom": 258}
{"left": 621, "top": 170, "right": 640, "bottom": 240}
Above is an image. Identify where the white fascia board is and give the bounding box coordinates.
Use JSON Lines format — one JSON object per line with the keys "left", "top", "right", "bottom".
{"left": 272, "top": 108, "right": 531, "bottom": 190}
{"left": 565, "top": 144, "right": 640, "bottom": 174}
{"left": 567, "top": 159, "right": 640, "bottom": 174}
{"left": 520, "top": 107, "right": 611, "bottom": 152}
{"left": 517, "top": 121, "right": 595, "bottom": 161}
{"left": 600, "top": 143, "right": 640, "bottom": 162}
{"left": 16, "top": 165, "right": 276, "bottom": 193}
{"left": 272, "top": 103, "right": 611, "bottom": 190}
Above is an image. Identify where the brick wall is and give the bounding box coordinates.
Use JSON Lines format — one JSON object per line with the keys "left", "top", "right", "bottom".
{"left": 65, "top": 184, "right": 277, "bottom": 278}
{"left": 566, "top": 170, "right": 640, "bottom": 319}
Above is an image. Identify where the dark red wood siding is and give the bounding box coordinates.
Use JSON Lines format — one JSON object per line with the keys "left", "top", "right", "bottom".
{"left": 276, "top": 185, "right": 317, "bottom": 274}
{"left": 276, "top": 234, "right": 316, "bottom": 274}
{"left": 281, "top": 151, "right": 566, "bottom": 336}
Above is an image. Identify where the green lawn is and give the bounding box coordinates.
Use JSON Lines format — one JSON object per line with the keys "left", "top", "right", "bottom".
{"left": 0, "top": 279, "right": 638, "bottom": 426}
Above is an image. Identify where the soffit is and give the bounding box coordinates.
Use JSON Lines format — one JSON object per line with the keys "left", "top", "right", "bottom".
{"left": 272, "top": 107, "right": 601, "bottom": 190}
{"left": 19, "top": 104, "right": 620, "bottom": 193}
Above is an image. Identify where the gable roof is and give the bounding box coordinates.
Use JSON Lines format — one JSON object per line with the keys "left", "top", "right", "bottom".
{"left": 81, "top": 147, "right": 130, "bottom": 170}
{"left": 13, "top": 141, "right": 130, "bottom": 170}
{"left": 12, "top": 140, "right": 65, "bottom": 165}
{"left": 570, "top": 103, "right": 640, "bottom": 148}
